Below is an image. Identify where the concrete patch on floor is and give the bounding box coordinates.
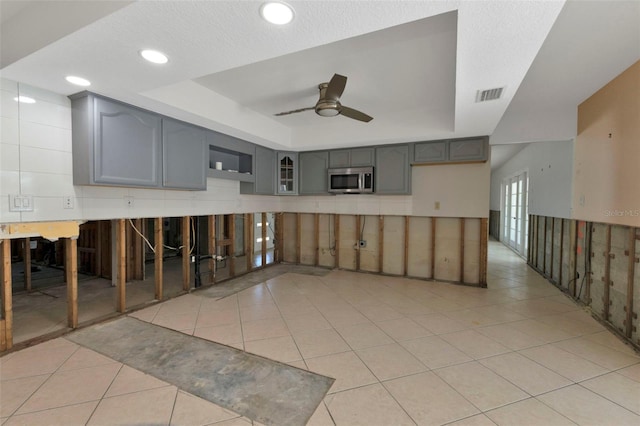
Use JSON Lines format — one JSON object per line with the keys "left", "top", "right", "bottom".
{"left": 202, "top": 264, "right": 330, "bottom": 299}
{"left": 66, "top": 317, "right": 333, "bottom": 426}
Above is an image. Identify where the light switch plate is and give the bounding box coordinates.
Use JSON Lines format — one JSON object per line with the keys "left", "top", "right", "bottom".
{"left": 9, "top": 194, "right": 34, "bottom": 212}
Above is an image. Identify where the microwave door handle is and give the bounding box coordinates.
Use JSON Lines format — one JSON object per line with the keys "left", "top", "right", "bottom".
{"left": 358, "top": 174, "right": 363, "bottom": 192}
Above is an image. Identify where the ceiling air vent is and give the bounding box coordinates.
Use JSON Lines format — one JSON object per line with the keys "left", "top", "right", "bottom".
{"left": 475, "top": 87, "right": 504, "bottom": 102}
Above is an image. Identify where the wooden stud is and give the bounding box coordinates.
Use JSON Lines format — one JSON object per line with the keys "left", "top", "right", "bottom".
{"left": 335, "top": 214, "right": 340, "bottom": 269}
{"left": 550, "top": 218, "right": 555, "bottom": 279}
{"left": 314, "top": 213, "right": 320, "bottom": 266}
{"left": 116, "top": 219, "right": 126, "bottom": 313}
{"left": 1, "top": 240, "right": 13, "bottom": 350}
{"left": 479, "top": 218, "right": 488, "bottom": 286}
{"left": 246, "top": 214, "right": 253, "bottom": 272}
{"left": 274, "top": 213, "right": 282, "bottom": 263}
{"left": 569, "top": 220, "right": 578, "bottom": 297}
{"left": 229, "top": 215, "right": 236, "bottom": 277}
{"left": 296, "top": 213, "right": 301, "bottom": 265}
{"left": 1, "top": 221, "right": 79, "bottom": 240}
{"left": 527, "top": 215, "right": 532, "bottom": 264}
{"left": 544, "top": 216, "right": 549, "bottom": 274}
{"left": 208, "top": 215, "right": 216, "bottom": 283}
{"left": 378, "top": 216, "right": 384, "bottom": 273}
{"left": 65, "top": 237, "right": 78, "bottom": 328}
{"left": 430, "top": 217, "right": 437, "bottom": 279}
{"left": 24, "top": 237, "right": 31, "bottom": 292}
{"left": 404, "top": 216, "right": 410, "bottom": 276}
{"left": 625, "top": 227, "right": 636, "bottom": 338}
{"left": 460, "top": 218, "right": 465, "bottom": 283}
{"left": 603, "top": 224, "right": 612, "bottom": 320}
{"left": 261, "top": 213, "right": 267, "bottom": 267}
{"left": 355, "top": 215, "right": 361, "bottom": 271}
{"left": 533, "top": 215, "right": 539, "bottom": 268}
{"left": 559, "top": 219, "right": 565, "bottom": 286}
{"left": 154, "top": 218, "right": 164, "bottom": 300}
{"left": 182, "top": 216, "right": 191, "bottom": 291}
{"left": 96, "top": 222, "right": 103, "bottom": 279}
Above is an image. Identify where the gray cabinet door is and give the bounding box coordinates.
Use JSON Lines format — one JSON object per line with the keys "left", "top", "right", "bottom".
{"left": 299, "top": 151, "right": 329, "bottom": 194}
{"left": 94, "top": 97, "right": 161, "bottom": 187}
{"left": 254, "top": 145, "right": 275, "bottom": 194}
{"left": 162, "top": 118, "right": 207, "bottom": 190}
{"left": 329, "top": 150, "right": 350, "bottom": 168}
{"left": 414, "top": 141, "right": 447, "bottom": 163}
{"left": 449, "top": 137, "right": 488, "bottom": 162}
{"left": 350, "top": 147, "right": 375, "bottom": 166}
{"left": 375, "top": 145, "right": 411, "bottom": 194}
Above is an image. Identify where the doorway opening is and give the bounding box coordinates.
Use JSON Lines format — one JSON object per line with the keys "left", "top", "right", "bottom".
{"left": 502, "top": 171, "right": 529, "bottom": 257}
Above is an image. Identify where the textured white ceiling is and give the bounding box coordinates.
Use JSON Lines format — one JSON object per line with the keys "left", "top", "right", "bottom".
{"left": 1, "top": 0, "right": 638, "bottom": 160}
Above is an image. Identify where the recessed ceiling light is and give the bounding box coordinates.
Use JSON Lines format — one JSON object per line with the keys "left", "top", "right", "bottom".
{"left": 13, "top": 96, "right": 36, "bottom": 104}
{"left": 260, "top": 2, "right": 294, "bottom": 25}
{"left": 65, "top": 75, "right": 91, "bottom": 87}
{"left": 140, "top": 49, "right": 169, "bottom": 64}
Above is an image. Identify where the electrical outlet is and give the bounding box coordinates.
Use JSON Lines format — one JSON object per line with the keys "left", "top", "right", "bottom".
{"left": 63, "top": 196, "right": 74, "bottom": 209}
{"left": 359, "top": 240, "right": 367, "bottom": 248}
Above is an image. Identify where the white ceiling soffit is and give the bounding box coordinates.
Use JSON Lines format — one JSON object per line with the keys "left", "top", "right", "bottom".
{"left": 1, "top": 1, "right": 564, "bottom": 151}
{"left": 491, "top": 0, "right": 640, "bottom": 145}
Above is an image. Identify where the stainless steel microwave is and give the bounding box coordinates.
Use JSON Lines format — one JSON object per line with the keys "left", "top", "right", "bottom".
{"left": 328, "top": 166, "right": 374, "bottom": 193}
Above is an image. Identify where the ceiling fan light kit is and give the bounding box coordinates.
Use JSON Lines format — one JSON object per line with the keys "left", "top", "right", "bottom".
{"left": 275, "top": 73, "right": 373, "bottom": 122}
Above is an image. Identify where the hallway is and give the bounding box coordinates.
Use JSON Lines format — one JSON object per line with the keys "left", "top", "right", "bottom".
{"left": 1, "top": 241, "right": 639, "bottom": 425}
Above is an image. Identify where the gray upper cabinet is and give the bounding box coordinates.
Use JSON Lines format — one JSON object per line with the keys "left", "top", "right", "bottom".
{"left": 329, "top": 147, "right": 375, "bottom": 168}
{"left": 277, "top": 152, "right": 298, "bottom": 195}
{"left": 162, "top": 118, "right": 207, "bottom": 190}
{"left": 299, "top": 151, "right": 329, "bottom": 195}
{"left": 375, "top": 145, "right": 411, "bottom": 195}
{"left": 414, "top": 140, "right": 448, "bottom": 163}
{"left": 241, "top": 145, "right": 275, "bottom": 195}
{"left": 449, "top": 137, "right": 488, "bottom": 162}
{"left": 71, "top": 93, "right": 162, "bottom": 187}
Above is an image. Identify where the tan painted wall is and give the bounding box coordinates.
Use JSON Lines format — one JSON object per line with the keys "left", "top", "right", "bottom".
{"left": 573, "top": 60, "right": 640, "bottom": 227}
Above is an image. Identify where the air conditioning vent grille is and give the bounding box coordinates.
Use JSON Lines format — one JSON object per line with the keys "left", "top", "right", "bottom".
{"left": 476, "top": 87, "right": 504, "bottom": 102}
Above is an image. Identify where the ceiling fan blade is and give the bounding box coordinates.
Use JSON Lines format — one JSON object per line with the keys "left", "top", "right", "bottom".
{"left": 325, "top": 74, "right": 347, "bottom": 101}
{"left": 274, "top": 106, "right": 315, "bottom": 116}
{"left": 339, "top": 106, "right": 373, "bottom": 122}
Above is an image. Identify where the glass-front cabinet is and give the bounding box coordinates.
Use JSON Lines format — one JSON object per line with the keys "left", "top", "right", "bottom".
{"left": 277, "top": 151, "right": 298, "bottom": 195}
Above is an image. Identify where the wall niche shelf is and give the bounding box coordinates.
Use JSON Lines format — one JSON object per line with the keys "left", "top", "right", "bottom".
{"left": 208, "top": 145, "right": 254, "bottom": 182}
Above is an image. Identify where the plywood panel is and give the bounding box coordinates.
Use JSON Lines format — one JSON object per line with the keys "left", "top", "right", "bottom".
{"left": 464, "top": 218, "right": 481, "bottom": 284}
{"left": 318, "top": 214, "right": 336, "bottom": 268}
{"left": 434, "top": 218, "right": 461, "bottom": 282}
{"left": 338, "top": 215, "right": 357, "bottom": 270}
{"left": 299, "top": 213, "right": 316, "bottom": 265}
{"left": 383, "top": 216, "right": 404, "bottom": 276}
{"left": 407, "top": 217, "right": 431, "bottom": 278}
{"left": 359, "top": 215, "right": 380, "bottom": 273}
{"left": 282, "top": 213, "right": 297, "bottom": 263}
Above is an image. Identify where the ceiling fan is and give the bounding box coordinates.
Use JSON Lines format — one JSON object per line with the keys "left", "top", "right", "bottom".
{"left": 274, "top": 73, "right": 373, "bottom": 122}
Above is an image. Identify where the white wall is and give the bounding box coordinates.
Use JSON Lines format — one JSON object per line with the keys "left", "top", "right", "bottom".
{"left": 490, "top": 140, "right": 574, "bottom": 219}
{"left": 2, "top": 79, "right": 490, "bottom": 224}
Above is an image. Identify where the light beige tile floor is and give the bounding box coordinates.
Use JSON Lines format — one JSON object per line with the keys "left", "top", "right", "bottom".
{"left": 2, "top": 241, "right": 640, "bottom": 425}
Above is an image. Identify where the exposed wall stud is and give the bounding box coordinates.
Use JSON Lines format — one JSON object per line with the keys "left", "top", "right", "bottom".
{"left": 229, "top": 215, "right": 236, "bottom": 277}
{"left": 116, "top": 219, "right": 126, "bottom": 313}
{"left": 550, "top": 218, "right": 555, "bottom": 280}
{"left": 603, "top": 224, "right": 612, "bottom": 320}
{"left": 404, "top": 216, "right": 410, "bottom": 276}
{"left": 155, "top": 217, "right": 164, "bottom": 299}
{"left": 335, "top": 215, "right": 340, "bottom": 269}
{"left": 208, "top": 215, "right": 216, "bottom": 283}
{"left": 543, "top": 216, "right": 548, "bottom": 274}
{"left": 569, "top": 220, "right": 578, "bottom": 297}
{"left": 1, "top": 240, "right": 13, "bottom": 350}
{"left": 460, "top": 218, "right": 465, "bottom": 282}
{"left": 378, "top": 216, "right": 384, "bottom": 273}
{"left": 355, "top": 215, "right": 361, "bottom": 271}
{"left": 431, "top": 218, "right": 437, "bottom": 279}
{"left": 246, "top": 214, "right": 253, "bottom": 272}
{"left": 182, "top": 216, "right": 191, "bottom": 291}
{"left": 559, "top": 219, "right": 565, "bottom": 287}
{"left": 65, "top": 237, "right": 78, "bottom": 328}
{"left": 296, "top": 213, "right": 301, "bottom": 265}
{"left": 262, "top": 213, "right": 267, "bottom": 267}
{"left": 314, "top": 213, "right": 320, "bottom": 266}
